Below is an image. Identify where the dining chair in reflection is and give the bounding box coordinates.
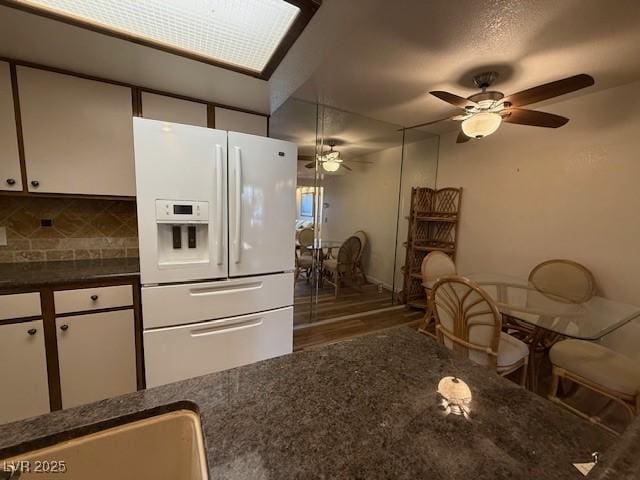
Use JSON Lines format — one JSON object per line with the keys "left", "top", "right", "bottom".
{"left": 549, "top": 339, "right": 640, "bottom": 435}
{"left": 432, "top": 276, "right": 529, "bottom": 385}
{"left": 353, "top": 230, "right": 368, "bottom": 284}
{"left": 323, "top": 236, "right": 362, "bottom": 298}
{"left": 295, "top": 227, "right": 314, "bottom": 282}
{"left": 419, "top": 252, "right": 456, "bottom": 336}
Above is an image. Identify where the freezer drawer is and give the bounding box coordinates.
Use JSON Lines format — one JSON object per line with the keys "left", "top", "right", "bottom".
{"left": 144, "top": 306, "right": 292, "bottom": 387}
{"left": 142, "top": 272, "right": 293, "bottom": 329}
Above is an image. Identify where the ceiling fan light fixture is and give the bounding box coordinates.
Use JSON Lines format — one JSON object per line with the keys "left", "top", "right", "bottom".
{"left": 461, "top": 112, "right": 502, "bottom": 139}
{"left": 322, "top": 160, "right": 341, "bottom": 172}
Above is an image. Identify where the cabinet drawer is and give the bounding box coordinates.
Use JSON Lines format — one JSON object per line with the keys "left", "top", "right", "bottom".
{"left": 142, "top": 272, "right": 293, "bottom": 329}
{"left": 144, "top": 306, "right": 292, "bottom": 387}
{"left": 54, "top": 285, "right": 133, "bottom": 314}
{"left": 0, "top": 292, "right": 41, "bottom": 320}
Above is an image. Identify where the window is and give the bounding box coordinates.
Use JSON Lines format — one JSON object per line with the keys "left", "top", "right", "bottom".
{"left": 300, "top": 192, "right": 314, "bottom": 218}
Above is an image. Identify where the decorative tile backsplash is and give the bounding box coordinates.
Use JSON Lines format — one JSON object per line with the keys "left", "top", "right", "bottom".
{"left": 0, "top": 197, "right": 139, "bottom": 263}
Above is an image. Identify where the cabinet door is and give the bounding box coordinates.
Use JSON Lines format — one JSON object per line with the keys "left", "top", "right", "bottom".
{"left": 0, "top": 320, "right": 50, "bottom": 423}
{"left": 214, "top": 107, "right": 267, "bottom": 136}
{"left": 18, "top": 66, "right": 136, "bottom": 196}
{"left": 56, "top": 310, "right": 137, "bottom": 409}
{"left": 0, "top": 61, "right": 22, "bottom": 192}
{"left": 141, "top": 92, "right": 208, "bottom": 127}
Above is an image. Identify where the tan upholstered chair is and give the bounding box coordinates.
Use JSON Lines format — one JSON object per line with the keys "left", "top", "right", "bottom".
{"left": 432, "top": 276, "right": 529, "bottom": 385}
{"left": 549, "top": 339, "right": 640, "bottom": 435}
{"left": 353, "top": 230, "right": 368, "bottom": 284}
{"left": 508, "top": 259, "right": 598, "bottom": 342}
{"left": 419, "top": 252, "right": 456, "bottom": 334}
{"left": 529, "top": 259, "right": 597, "bottom": 303}
{"left": 295, "top": 227, "right": 314, "bottom": 282}
{"left": 323, "top": 236, "right": 362, "bottom": 298}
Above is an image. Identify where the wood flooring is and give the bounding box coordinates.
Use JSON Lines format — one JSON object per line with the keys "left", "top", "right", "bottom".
{"left": 294, "top": 281, "right": 397, "bottom": 327}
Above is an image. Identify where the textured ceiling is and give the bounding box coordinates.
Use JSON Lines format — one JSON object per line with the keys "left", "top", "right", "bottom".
{"left": 278, "top": 0, "right": 640, "bottom": 132}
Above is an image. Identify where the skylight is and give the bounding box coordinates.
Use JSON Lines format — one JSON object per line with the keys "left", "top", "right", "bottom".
{"left": 14, "top": 0, "right": 301, "bottom": 74}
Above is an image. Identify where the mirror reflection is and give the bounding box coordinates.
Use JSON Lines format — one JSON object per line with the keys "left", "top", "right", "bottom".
{"left": 270, "top": 99, "right": 439, "bottom": 346}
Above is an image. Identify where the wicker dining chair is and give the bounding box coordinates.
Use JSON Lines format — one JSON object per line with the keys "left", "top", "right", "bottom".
{"left": 295, "top": 227, "right": 314, "bottom": 282}
{"left": 507, "top": 259, "right": 598, "bottom": 341}
{"left": 549, "top": 339, "right": 640, "bottom": 435}
{"left": 419, "top": 252, "right": 456, "bottom": 335}
{"left": 353, "top": 230, "right": 368, "bottom": 284}
{"left": 529, "top": 259, "right": 597, "bottom": 303}
{"left": 431, "top": 276, "right": 529, "bottom": 385}
{"left": 323, "top": 236, "right": 362, "bottom": 298}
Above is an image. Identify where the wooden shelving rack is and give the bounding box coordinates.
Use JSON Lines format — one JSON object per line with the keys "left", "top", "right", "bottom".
{"left": 401, "top": 187, "right": 462, "bottom": 309}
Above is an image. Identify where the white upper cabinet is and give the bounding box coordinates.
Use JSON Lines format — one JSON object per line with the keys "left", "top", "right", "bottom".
{"left": 214, "top": 107, "right": 267, "bottom": 136}
{"left": 0, "top": 61, "right": 22, "bottom": 192}
{"left": 141, "top": 92, "right": 208, "bottom": 127}
{"left": 18, "top": 67, "right": 136, "bottom": 196}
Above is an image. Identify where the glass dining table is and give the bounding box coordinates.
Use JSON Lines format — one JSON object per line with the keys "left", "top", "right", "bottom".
{"left": 466, "top": 273, "right": 640, "bottom": 390}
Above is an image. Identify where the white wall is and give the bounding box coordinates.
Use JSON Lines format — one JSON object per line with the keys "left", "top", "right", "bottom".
{"left": 321, "top": 137, "right": 439, "bottom": 289}
{"left": 435, "top": 80, "right": 640, "bottom": 357}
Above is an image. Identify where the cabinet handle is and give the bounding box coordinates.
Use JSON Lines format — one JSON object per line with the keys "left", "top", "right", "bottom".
{"left": 91, "top": 294, "right": 99, "bottom": 301}
{"left": 6, "top": 178, "right": 16, "bottom": 186}
{"left": 27, "top": 328, "right": 37, "bottom": 336}
{"left": 60, "top": 324, "right": 69, "bottom": 331}
{"left": 30, "top": 180, "right": 40, "bottom": 187}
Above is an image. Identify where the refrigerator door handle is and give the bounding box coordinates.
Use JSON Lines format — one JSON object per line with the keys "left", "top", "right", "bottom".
{"left": 233, "top": 146, "right": 242, "bottom": 264}
{"left": 215, "top": 144, "right": 224, "bottom": 265}
{"left": 190, "top": 317, "right": 263, "bottom": 337}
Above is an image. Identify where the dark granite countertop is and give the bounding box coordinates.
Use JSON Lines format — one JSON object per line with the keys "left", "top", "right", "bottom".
{"left": 0, "top": 328, "right": 617, "bottom": 479}
{"left": 592, "top": 415, "right": 640, "bottom": 479}
{"left": 0, "top": 258, "right": 140, "bottom": 289}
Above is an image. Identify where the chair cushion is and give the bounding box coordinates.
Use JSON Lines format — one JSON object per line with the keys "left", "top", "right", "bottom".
{"left": 297, "top": 256, "right": 312, "bottom": 267}
{"left": 550, "top": 339, "right": 640, "bottom": 396}
{"left": 496, "top": 332, "right": 529, "bottom": 367}
{"left": 324, "top": 259, "right": 337, "bottom": 270}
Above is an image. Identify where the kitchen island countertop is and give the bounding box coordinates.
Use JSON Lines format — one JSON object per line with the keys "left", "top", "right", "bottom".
{"left": 0, "top": 328, "right": 616, "bottom": 479}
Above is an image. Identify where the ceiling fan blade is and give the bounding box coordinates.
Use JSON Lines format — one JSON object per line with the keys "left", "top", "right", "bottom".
{"left": 348, "top": 159, "right": 373, "bottom": 164}
{"left": 430, "top": 91, "right": 478, "bottom": 109}
{"left": 341, "top": 164, "right": 353, "bottom": 171}
{"left": 305, "top": 162, "right": 315, "bottom": 169}
{"left": 504, "top": 74, "right": 594, "bottom": 107}
{"left": 402, "top": 116, "right": 455, "bottom": 131}
{"left": 456, "top": 131, "right": 470, "bottom": 143}
{"left": 502, "top": 108, "right": 569, "bottom": 128}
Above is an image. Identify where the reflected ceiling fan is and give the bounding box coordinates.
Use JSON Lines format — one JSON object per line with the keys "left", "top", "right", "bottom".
{"left": 307, "top": 143, "right": 350, "bottom": 172}
{"left": 406, "top": 72, "right": 594, "bottom": 143}
{"left": 302, "top": 140, "right": 372, "bottom": 173}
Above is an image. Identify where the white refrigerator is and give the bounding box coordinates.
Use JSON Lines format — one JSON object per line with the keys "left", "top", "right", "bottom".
{"left": 133, "top": 118, "right": 297, "bottom": 388}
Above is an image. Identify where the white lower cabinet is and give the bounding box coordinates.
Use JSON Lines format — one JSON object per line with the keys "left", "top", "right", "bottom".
{"left": 0, "top": 320, "right": 50, "bottom": 423}
{"left": 56, "top": 310, "right": 137, "bottom": 409}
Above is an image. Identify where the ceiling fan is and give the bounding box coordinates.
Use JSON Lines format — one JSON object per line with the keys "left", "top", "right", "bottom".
{"left": 406, "top": 71, "right": 594, "bottom": 143}
{"left": 308, "top": 143, "right": 350, "bottom": 172}
{"left": 303, "top": 141, "right": 370, "bottom": 172}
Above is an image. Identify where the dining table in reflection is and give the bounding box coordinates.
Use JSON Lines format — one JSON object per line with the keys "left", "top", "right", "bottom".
{"left": 466, "top": 273, "right": 640, "bottom": 390}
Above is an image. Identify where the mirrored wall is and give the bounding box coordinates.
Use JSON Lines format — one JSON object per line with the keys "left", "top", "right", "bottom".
{"left": 270, "top": 98, "right": 439, "bottom": 344}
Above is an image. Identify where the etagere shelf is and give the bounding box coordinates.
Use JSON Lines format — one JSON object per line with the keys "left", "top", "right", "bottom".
{"left": 401, "top": 187, "right": 462, "bottom": 309}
